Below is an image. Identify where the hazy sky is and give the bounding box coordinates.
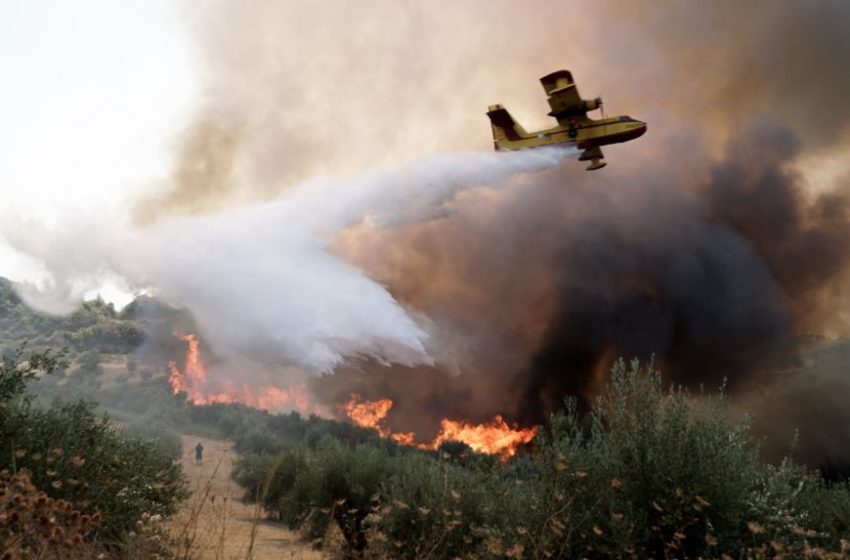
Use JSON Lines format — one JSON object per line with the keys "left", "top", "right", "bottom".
{"left": 0, "top": 0, "right": 198, "bottom": 298}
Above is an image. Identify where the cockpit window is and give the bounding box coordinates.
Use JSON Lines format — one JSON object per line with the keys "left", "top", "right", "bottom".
{"left": 618, "top": 116, "right": 631, "bottom": 122}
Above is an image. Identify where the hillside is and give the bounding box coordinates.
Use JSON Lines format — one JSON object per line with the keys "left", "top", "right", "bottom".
{"left": 3, "top": 278, "right": 850, "bottom": 558}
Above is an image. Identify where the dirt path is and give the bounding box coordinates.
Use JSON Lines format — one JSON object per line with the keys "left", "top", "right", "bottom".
{"left": 170, "top": 435, "right": 326, "bottom": 560}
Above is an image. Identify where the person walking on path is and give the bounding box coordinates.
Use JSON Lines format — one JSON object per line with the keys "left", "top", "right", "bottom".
{"left": 194, "top": 441, "right": 204, "bottom": 465}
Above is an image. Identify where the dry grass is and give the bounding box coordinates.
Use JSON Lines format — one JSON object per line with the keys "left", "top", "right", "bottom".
{"left": 168, "top": 435, "right": 325, "bottom": 560}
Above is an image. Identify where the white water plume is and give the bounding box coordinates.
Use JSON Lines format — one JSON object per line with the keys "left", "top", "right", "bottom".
{"left": 4, "top": 147, "right": 573, "bottom": 372}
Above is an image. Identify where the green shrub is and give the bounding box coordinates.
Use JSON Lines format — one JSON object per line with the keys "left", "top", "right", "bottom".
{"left": 2, "top": 400, "right": 187, "bottom": 544}
{"left": 0, "top": 347, "right": 187, "bottom": 546}
{"left": 123, "top": 418, "right": 184, "bottom": 461}
{"left": 75, "top": 349, "right": 102, "bottom": 378}
{"left": 232, "top": 449, "right": 309, "bottom": 522}
{"left": 232, "top": 423, "right": 285, "bottom": 457}
{"left": 230, "top": 358, "right": 850, "bottom": 559}
{"left": 369, "top": 452, "right": 502, "bottom": 559}
{"left": 286, "top": 439, "right": 394, "bottom": 550}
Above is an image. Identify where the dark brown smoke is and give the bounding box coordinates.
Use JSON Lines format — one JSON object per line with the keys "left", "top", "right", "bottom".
{"left": 519, "top": 121, "right": 850, "bottom": 422}
{"left": 701, "top": 122, "right": 850, "bottom": 331}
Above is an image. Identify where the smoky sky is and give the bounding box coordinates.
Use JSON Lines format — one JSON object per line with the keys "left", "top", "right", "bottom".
{"left": 608, "top": 0, "right": 850, "bottom": 148}
{"left": 136, "top": 0, "right": 850, "bottom": 220}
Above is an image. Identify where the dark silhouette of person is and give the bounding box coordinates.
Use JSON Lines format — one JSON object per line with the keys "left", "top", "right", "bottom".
{"left": 195, "top": 442, "right": 204, "bottom": 465}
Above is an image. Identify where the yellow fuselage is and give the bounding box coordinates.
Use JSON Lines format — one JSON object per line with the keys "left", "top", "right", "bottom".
{"left": 493, "top": 115, "right": 647, "bottom": 152}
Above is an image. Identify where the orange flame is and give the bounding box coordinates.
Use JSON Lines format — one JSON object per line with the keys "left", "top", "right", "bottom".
{"left": 168, "top": 332, "right": 324, "bottom": 416}
{"left": 168, "top": 336, "right": 536, "bottom": 456}
{"left": 341, "top": 394, "right": 537, "bottom": 459}
{"left": 168, "top": 332, "right": 204, "bottom": 397}
{"left": 431, "top": 416, "right": 538, "bottom": 458}
{"left": 342, "top": 394, "right": 394, "bottom": 436}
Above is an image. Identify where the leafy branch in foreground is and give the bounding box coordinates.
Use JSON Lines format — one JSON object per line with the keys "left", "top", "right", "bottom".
{"left": 1, "top": 345, "right": 187, "bottom": 554}
{"left": 0, "top": 345, "right": 68, "bottom": 404}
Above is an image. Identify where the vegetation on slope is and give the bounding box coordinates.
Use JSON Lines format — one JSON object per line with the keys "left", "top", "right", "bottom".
{"left": 2, "top": 277, "right": 850, "bottom": 558}
{"left": 230, "top": 360, "right": 850, "bottom": 559}
{"left": 0, "top": 347, "right": 186, "bottom": 556}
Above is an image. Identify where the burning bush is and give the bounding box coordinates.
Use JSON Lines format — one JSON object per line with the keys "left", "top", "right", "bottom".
{"left": 340, "top": 393, "right": 537, "bottom": 459}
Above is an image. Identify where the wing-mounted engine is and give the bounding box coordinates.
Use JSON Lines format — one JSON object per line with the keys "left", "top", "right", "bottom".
{"left": 581, "top": 97, "right": 602, "bottom": 112}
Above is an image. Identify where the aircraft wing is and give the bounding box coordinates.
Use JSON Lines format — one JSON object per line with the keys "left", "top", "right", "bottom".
{"left": 540, "top": 70, "right": 594, "bottom": 125}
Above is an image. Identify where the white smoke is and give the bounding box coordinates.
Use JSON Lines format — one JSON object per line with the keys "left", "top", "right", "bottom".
{"left": 3, "top": 147, "right": 573, "bottom": 373}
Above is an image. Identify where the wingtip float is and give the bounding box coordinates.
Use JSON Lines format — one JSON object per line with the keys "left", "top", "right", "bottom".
{"left": 487, "top": 69, "right": 646, "bottom": 171}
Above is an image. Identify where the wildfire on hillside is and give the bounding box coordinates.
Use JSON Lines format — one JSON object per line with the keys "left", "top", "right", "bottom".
{"left": 342, "top": 393, "right": 538, "bottom": 459}
{"left": 168, "top": 332, "right": 204, "bottom": 396}
{"left": 167, "top": 332, "right": 321, "bottom": 415}
{"left": 169, "top": 334, "right": 538, "bottom": 458}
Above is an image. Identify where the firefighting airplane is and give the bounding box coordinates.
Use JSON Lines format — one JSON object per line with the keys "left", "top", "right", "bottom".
{"left": 487, "top": 70, "right": 646, "bottom": 170}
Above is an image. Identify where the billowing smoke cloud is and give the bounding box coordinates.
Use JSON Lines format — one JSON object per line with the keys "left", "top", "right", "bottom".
{"left": 319, "top": 121, "right": 850, "bottom": 463}
{"left": 7, "top": 0, "right": 850, "bottom": 466}
{"left": 294, "top": 1, "right": 850, "bottom": 464}
{"left": 741, "top": 351, "right": 850, "bottom": 465}
{"left": 132, "top": 1, "right": 611, "bottom": 220}
{"left": 4, "top": 148, "right": 571, "bottom": 373}
{"left": 700, "top": 122, "right": 850, "bottom": 331}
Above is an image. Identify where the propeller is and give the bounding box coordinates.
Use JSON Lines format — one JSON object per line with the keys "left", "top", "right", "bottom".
{"left": 596, "top": 94, "right": 606, "bottom": 135}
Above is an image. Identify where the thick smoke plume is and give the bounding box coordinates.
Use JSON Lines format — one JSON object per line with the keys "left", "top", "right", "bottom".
{"left": 320, "top": 122, "right": 850, "bottom": 462}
